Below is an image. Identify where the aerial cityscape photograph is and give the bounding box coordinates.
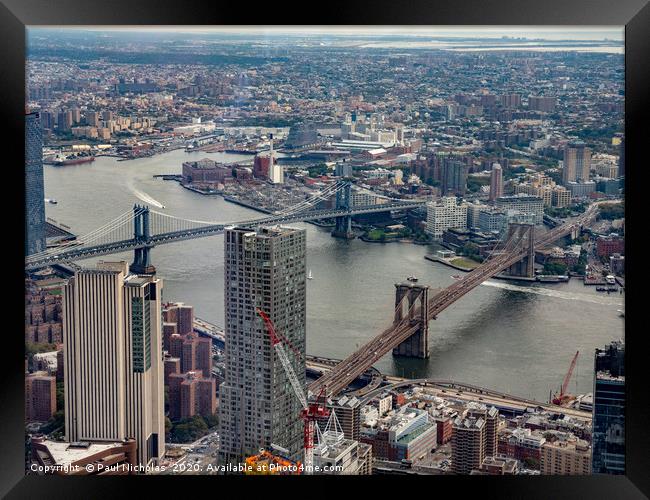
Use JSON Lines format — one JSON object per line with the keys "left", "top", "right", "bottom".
{"left": 23, "top": 26, "right": 625, "bottom": 476}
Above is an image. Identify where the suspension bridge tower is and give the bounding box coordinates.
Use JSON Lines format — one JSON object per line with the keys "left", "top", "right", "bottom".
{"left": 331, "top": 181, "right": 354, "bottom": 239}
{"left": 506, "top": 223, "right": 536, "bottom": 278}
{"left": 130, "top": 205, "right": 156, "bottom": 275}
{"left": 392, "top": 277, "right": 430, "bottom": 359}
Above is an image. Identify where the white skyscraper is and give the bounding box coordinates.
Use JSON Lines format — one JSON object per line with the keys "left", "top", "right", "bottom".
{"left": 62, "top": 261, "right": 165, "bottom": 467}
{"left": 268, "top": 133, "right": 284, "bottom": 184}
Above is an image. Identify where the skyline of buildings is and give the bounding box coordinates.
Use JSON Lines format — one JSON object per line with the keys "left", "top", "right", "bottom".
{"left": 22, "top": 28, "right": 625, "bottom": 476}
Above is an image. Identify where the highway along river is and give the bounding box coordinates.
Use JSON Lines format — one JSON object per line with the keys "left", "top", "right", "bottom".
{"left": 43, "top": 149, "right": 624, "bottom": 402}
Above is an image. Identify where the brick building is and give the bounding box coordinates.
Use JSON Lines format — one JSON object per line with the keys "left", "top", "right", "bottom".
{"left": 25, "top": 371, "right": 57, "bottom": 423}
{"left": 181, "top": 159, "right": 233, "bottom": 185}
{"left": 25, "top": 279, "right": 64, "bottom": 344}
{"left": 162, "top": 302, "right": 194, "bottom": 336}
{"left": 168, "top": 333, "right": 211, "bottom": 378}
{"left": 596, "top": 236, "right": 624, "bottom": 259}
{"left": 164, "top": 357, "right": 181, "bottom": 386}
{"left": 168, "top": 371, "right": 217, "bottom": 421}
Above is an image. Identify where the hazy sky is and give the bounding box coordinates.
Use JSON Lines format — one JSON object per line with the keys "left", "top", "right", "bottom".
{"left": 32, "top": 26, "right": 624, "bottom": 41}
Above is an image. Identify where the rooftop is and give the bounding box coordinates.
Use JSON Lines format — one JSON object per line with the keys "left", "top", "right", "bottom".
{"left": 33, "top": 439, "right": 131, "bottom": 467}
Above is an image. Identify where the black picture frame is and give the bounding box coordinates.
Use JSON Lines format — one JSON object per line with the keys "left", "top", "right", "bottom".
{"left": 1, "top": 0, "right": 648, "bottom": 497}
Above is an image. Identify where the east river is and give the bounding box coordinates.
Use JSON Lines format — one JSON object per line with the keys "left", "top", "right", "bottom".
{"left": 43, "top": 149, "right": 625, "bottom": 402}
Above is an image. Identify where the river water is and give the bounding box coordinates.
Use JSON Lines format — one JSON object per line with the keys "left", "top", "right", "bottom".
{"left": 43, "top": 149, "right": 625, "bottom": 402}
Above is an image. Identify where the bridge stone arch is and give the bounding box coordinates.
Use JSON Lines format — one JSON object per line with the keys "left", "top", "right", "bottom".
{"left": 506, "top": 223, "right": 535, "bottom": 278}
{"left": 392, "top": 278, "right": 430, "bottom": 358}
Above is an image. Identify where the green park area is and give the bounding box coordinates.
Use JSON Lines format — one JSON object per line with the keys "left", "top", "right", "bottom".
{"left": 363, "top": 226, "right": 430, "bottom": 243}
{"left": 449, "top": 257, "right": 480, "bottom": 270}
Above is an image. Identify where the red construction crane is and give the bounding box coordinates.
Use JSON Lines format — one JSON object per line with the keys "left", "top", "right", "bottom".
{"left": 256, "top": 308, "right": 329, "bottom": 475}
{"left": 552, "top": 350, "right": 579, "bottom": 406}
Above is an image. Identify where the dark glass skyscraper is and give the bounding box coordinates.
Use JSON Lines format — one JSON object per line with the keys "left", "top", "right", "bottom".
{"left": 25, "top": 112, "right": 46, "bottom": 256}
{"left": 592, "top": 340, "right": 625, "bottom": 474}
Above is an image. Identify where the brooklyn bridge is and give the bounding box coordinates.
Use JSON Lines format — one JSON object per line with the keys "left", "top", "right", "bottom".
{"left": 308, "top": 201, "right": 605, "bottom": 397}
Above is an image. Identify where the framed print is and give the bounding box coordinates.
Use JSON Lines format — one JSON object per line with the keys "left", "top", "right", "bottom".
{"left": 1, "top": 0, "right": 648, "bottom": 497}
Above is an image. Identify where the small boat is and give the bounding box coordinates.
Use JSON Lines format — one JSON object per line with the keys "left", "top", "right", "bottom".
{"left": 307, "top": 270, "right": 313, "bottom": 280}
{"left": 52, "top": 153, "right": 95, "bottom": 166}
{"left": 617, "top": 309, "right": 625, "bottom": 318}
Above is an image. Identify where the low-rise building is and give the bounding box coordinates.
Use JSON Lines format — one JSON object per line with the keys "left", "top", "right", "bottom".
{"left": 567, "top": 181, "right": 596, "bottom": 199}
{"left": 360, "top": 406, "right": 437, "bottom": 463}
{"left": 540, "top": 437, "right": 591, "bottom": 475}
{"left": 425, "top": 196, "right": 468, "bottom": 239}
{"left": 30, "top": 437, "right": 138, "bottom": 475}
{"left": 551, "top": 186, "right": 571, "bottom": 208}
{"left": 181, "top": 158, "right": 233, "bottom": 186}
{"left": 495, "top": 195, "right": 544, "bottom": 225}
{"left": 610, "top": 253, "right": 624, "bottom": 275}
{"left": 474, "top": 456, "right": 518, "bottom": 475}
{"left": 498, "top": 427, "right": 546, "bottom": 467}
{"left": 596, "top": 235, "right": 624, "bottom": 258}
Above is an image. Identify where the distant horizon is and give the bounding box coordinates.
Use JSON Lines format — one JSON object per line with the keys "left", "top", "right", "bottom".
{"left": 27, "top": 26, "right": 624, "bottom": 42}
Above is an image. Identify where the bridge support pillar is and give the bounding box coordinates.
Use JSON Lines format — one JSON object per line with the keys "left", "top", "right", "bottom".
{"left": 131, "top": 246, "right": 156, "bottom": 275}
{"left": 332, "top": 215, "right": 354, "bottom": 239}
{"left": 331, "top": 182, "right": 355, "bottom": 239}
{"left": 392, "top": 278, "right": 430, "bottom": 358}
{"left": 506, "top": 223, "right": 535, "bottom": 278}
{"left": 130, "top": 205, "right": 156, "bottom": 275}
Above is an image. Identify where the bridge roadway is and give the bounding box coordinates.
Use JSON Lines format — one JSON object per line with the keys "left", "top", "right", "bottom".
{"left": 25, "top": 200, "right": 425, "bottom": 270}
{"left": 309, "top": 203, "right": 605, "bottom": 397}
{"left": 361, "top": 377, "right": 592, "bottom": 422}
{"left": 300, "top": 356, "right": 590, "bottom": 421}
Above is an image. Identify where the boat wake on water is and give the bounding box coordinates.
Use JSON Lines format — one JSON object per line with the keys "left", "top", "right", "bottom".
{"left": 131, "top": 187, "right": 165, "bottom": 209}
{"left": 481, "top": 280, "right": 623, "bottom": 306}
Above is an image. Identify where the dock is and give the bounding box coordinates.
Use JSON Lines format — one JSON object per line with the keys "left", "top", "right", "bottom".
{"left": 584, "top": 275, "right": 607, "bottom": 285}
{"left": 425, "top": 254, "right": 543, "bottom": 282}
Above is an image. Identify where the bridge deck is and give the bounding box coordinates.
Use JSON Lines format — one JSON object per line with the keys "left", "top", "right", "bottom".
{"left": 309, "top": 203, "right": 603, "bottom": 397}
{"left": 25, "top": 200, "right": 425, "bottom": 270}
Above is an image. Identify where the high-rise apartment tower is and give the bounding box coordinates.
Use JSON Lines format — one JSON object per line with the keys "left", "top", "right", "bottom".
{"left": 489, "top": 163, "right": 503, "bottom": 202}
{"left": 218, "top": 226, "right": 307, "bottom": 465}
{"left": 563, "top": 141, "right": 592, "bottom": 184}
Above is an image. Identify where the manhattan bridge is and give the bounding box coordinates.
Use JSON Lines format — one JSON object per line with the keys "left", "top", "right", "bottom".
{"left": 25, "top": 180, "right": 422, "bottom": 272}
